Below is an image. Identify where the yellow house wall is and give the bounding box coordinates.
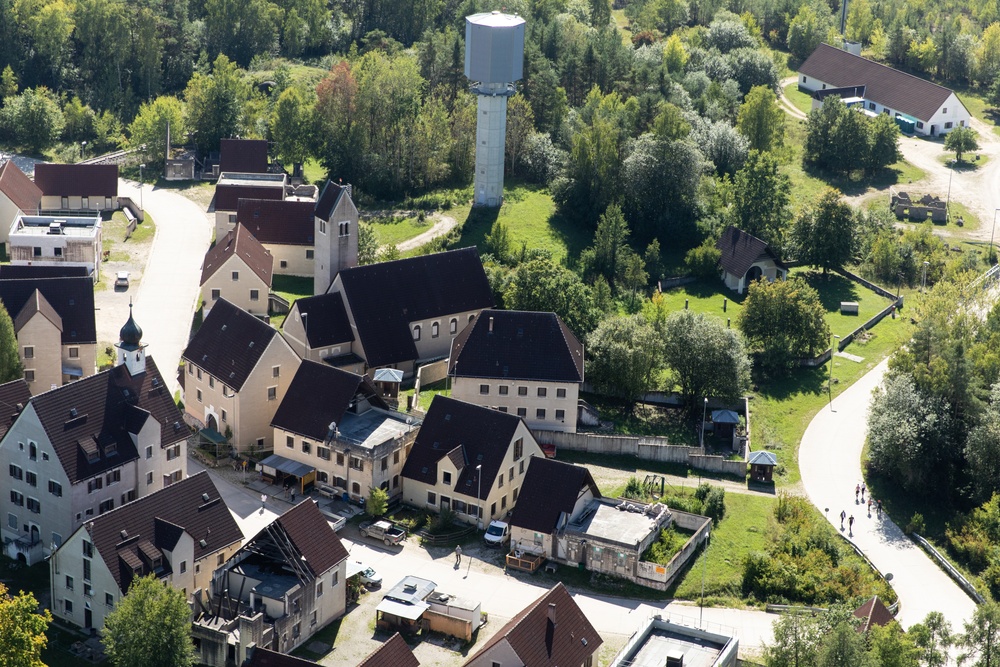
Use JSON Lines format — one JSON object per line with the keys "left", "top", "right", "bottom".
{"left": 201, "top": 255, "right": 270, "bottom": 317}
{"left": 19, "top": 313, "right": 63, "bottom": 394}
{"left": 451, "top": 378, "right": 580, "bottom": 433}
{"left": 267, "top": 244, "right": 314, "bottom": 277}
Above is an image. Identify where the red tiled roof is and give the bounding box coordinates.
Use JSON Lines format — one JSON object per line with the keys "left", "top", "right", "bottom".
{"left": 0, "top": 161, "right": 41, "bottom": 212}
{"left": 200, "top": 224, "right": 273, "bottom": 287}
{"left": 275, "top": 500, "right": 349, "bottom": 576}
{"left": 462, "top": 583, "right": 601, "bottom": 667}
{"left": 799, "top": 44, "right": 964, "bottom": 122}
{"left": 358, "top": 633, "right": 420, "bottom": 667}
{"left": 34, "top": 163, "right": 118, "bottom": 197}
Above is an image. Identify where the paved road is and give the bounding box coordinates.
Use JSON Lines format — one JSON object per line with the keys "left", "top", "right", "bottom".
{"left": 799, "top": 358, "right": 977, "bottom": 630}
{"left": 117, "top": 180, "right": 213, "bottom": 398}
{"left": 193, "top": 459, "right": 776, "bottom": 656}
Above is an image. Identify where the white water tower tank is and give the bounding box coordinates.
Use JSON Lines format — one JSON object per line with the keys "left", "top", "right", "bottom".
{"left": 465, "top": 12, "right": 525, "bottom": 84}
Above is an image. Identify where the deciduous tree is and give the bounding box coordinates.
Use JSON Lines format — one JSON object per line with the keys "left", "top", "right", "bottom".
{"left": 103, "top": 575, "right": 194, "bottom": 667}
{"left": 964, "top": 382, "right": 1000, "bottom": 504}
{"left": 505, "top": 259, "right": 599, "bottom": 336}
{"left": 127, "top": 96, "right": 186, "bottom": 164}
{"left": 792, "top": 188, "right": 856, "bottom": 274}
{"left": 737, "top": 85, "right": 784, "bottom": 152}
{"left": 270, "top": 86, "right": 312, "bottom": 169}
{"left": 0, "top": 583, "right": 50, "bottom": 667}
{"left": 960, "top": 602, "right": 1000, "bottom": 667}
{"left": 908, "top": 611, "right": 953, "bottom": 667}
{"left": 660, "top": 310, "right": 752, "bottom": 410}
{"left": 945, "top": 126, "right": 980, "bottom": 163}
{"left": 0, "top": 299, "right": 23, "bottom": 383}
{"left": 0, "top": 87, "right": 64, "bottom": 153}
{"left": 184, "top": 55, "right": 254, "bottom": 155}
{"left": 730, "top": 149, "right": 791, "bottom": 250}
{"left": 738, "top": 276, "right": 829, "bottom": 372}
{"left": 368, "top": 486, "right": 388, "bottom": 517}
{"left": 586, "top": 314, "right": 664, "bottom": 406}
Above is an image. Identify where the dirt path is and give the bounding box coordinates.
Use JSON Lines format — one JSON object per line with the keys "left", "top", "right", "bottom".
{"left": 778, "top": 76, "right": 809, "bottom": 121}
{"left": 395, "top": 213, "right": 459, "bottom": 252}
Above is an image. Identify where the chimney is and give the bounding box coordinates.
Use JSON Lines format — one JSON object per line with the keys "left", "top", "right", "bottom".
{"left": 488, "top": 316, "right": 494, "bottom": 333}
{"left": 548, "top": 603, "right": 557, "bottom": 625}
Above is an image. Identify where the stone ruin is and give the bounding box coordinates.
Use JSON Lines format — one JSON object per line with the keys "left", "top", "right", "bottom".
{"left": 890, "top": 192, "right": 948, "bottom": 223}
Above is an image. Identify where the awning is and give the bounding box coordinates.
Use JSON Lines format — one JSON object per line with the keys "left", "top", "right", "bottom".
{"left": 347, "top": 560, "right": 367, "bottom": 578}
{"left": 257, "top": 454, "right": 315, "bottom": 478}
{"left": 62, "top": 365, "right": 83, "bottom": 377}
{"left": 199, "top": 428, "right": 227, "bottom": 445}
{"left": 711, "top": 409, "right": 741, "bottom": 424}
{"left": 376, "top": 598, "right": 428, "bottom": 621}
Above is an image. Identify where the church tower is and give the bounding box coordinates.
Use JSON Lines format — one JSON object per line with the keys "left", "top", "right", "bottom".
{"left": 115, "top": 302, "right": 147, "bottom": 376}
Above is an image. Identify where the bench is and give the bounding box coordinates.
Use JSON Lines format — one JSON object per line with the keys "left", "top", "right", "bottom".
{"left": 840, "top": 301, "right": 859, "bottom": 315}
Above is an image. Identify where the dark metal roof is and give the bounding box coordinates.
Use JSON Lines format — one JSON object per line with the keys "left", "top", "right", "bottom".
{"left": 0, "top": 379, "right": 30, "bottom": 439}
{"left": 34, "top": 163, "right": 118, "bottom": 197}
{"left": 270, "top": 361, "right": 387, "bottom": 441}
{"left": 314, "top": 180, "right": 347, "bottom": 222}
{"left": 246, "top": 499, "right": 350, "bottom": 577}
{"left": 0, "top": 276, "right": 96, "bottom": 344}
{"left": 0, "top": 265, "right": 89, "bottom": 278}
{"left": 449, "top": 309, "right": 584, "bottom": 383}
{"left": 716, "top": 225, "right": 785, "bottom": 279}
{"left": 799, "top": 43, "right": 963, "bottom": 122}
{"left": 401, "top": 396, "right": 522, "bottom": 499}
{"left": 335, "top": 248, "right": 494, "bottom": 368}
{"left": 283, "top": 292, "right": 355, "bottom": 348}
{"left": 508, "top": 457, "right": 600, "bottom": 534}
{"left": 27, "top": 356, "right": 185, "bottom": 484}
{"left": 200, "top": 224, "right": 273, "bottom": 286}
{"left": 85, "top": 471, "right": 242, "bottom": 594}
{"left": 358, "top": 633, "right": 420, "bottom": 667}
{"left": 219, "top": 139, "right": 269, "bottom": 174}
{"left": 182, "top": 298, "right": 280, "bottom": 391}
{"left": 245, "top": 648, "right": 316, "bottom": 667}
{"left": 215, "top": 184, "right": 284, "bottom": 211}
{"left": 462, "top": 583, "right": 601, "bottom": 667}
{"left": 236, "top": 199, "right": 316, "bottom": 246}
{"left": 0, "top": 161, "right": 41, "bottom": 212}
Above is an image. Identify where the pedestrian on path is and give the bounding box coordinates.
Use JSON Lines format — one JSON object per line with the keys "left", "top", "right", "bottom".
{"left": 861, "top": 482, "right": 866, "bottom": 504}
{"left": 260, "top": 493, "right": 267, "bottom": 513}
{"left": 867, "top": 498, "right": 872, "bottom": 518}
{"left": 855, "top": 484, "right": 860, "bottom": 503}
{"left": 290, "top": 487, "right": 296, "bottom": 502}
{"left": 876, "top": 499, "right": 883, "bottom": 518}
{"left": 848, "top": 515, "right": 855, "bottom": 536}
{"left": 840, "top": 510, "right": 846, "bottom": 530}
{"left": 454, "top": 545, "right": 463, "bottom": 567}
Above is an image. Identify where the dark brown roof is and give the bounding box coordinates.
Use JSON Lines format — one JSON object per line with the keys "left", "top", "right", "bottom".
{"left": 0, "top": 265, "right": 89, "bottom": 278}
{"left": 220, "top": 139, "right": 269, "bottom": 174}
{"left": 358, "top": 633, "right": 420, "bottom": 667}
{"left": 200, "top": 224, "right": 273, "bottom": 286}
{"left": 449, "top": 310, "right": 584, "bottom": 383}
{"left": 462, "top": 583, "right": 601, "bottom": 667}
{"left": 34, "top": 163, "right": 118, "bottom": 197}
{"left": 314, "top": 180, "right": 348, "bottom": 222}
{"left": 509, "top": 458, "right": 600, "bottom": 534}
{"left": 85, "top": 471, "right": 242, "bottom": 594}
{"left": 716, "top": 225, "right": 785, "bottom": 278}
{"left": 0, "top": 276, "right": 96, "bottom": 345}
{"left": 799, "top": 43, "right": 964, "bottom": 122}
{"left": 215, "top": 184, "right": 284, "bottom": 211}
{"left": 401, "top": 396, "right": 522, "bottom": 500}
{"left": 0, "top": 379, "right": 30, "bottom": 439}
{"left": 270, "top": 361, "right": 387, "bottom": 441}
{"left": 335, "top": 248, "right": 494, "bottom": 368}
{"left": 265, "top": 499, "right": 349, "bottom": 576}
{"left": 27, "top": 356, "right": 185, "bottom": 484}
{"left": 282, "top": 293, "right": 354, "bottom": 348}
{"left": 244, "top": 648, "right": 316, "bottom": 667}
{"left": 853, "top": 596, "right": 895, "bottom": 633}
{"left": 183, "top": 298, "right": 283, "bottom": 391}
{"left": 12, "top": 289, "right": 62, "bottom": 333}
{"left": 236, "top": 199, "right": 315, "bottom": 246}
{"left": 0, "top": 161, "right": 41, "bottom": 212}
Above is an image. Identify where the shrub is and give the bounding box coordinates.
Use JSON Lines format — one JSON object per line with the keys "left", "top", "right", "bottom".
{"left": 684, "top": 240, "right": 722, "bottom": 279}
{"left": 704, "top": 487, "right": 727, "bottom": 524}
{"left": 367, "top": 487, "right": 388, "bottom": 517}
{"left": 644, "top": 527, "right": 686, "bottom": 565}
{"left": 906, "top": 512, "right": 926, "bottom": 535}
{"left": 623, "top": 477, "right": 647, "bottom": 500}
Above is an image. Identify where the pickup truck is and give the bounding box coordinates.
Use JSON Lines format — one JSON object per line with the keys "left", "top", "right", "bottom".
{"left": 358, "top": 520, "right": 406, "bottom": 546}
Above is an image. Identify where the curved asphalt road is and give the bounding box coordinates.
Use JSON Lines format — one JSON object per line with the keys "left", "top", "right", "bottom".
{"left": 799, "top": 358, "right": 977, "bottom": 630}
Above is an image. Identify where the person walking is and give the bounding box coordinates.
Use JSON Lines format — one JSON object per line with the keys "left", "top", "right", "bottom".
{"left": 290, "top": 487, "right": 296, "bottom": 502}
{"left": 848, "top": 514, "right": 855, "bottom": 536}
{"left": 860, "top": 482, "right": 866, "bottom": 504}
{"left": 840, "top": 510, "right": 846, "bottom": 530}
{"left": 867, "top": 498, "right": 872, "bottom": 518}
{"left": 876, "top": 499, "right": 883, "bottom": 518}
{"left": 855, "top": 484, "right": 860, "bottom": 503}
{"left": 260, "top": 493, "right": 267, "bottom": 513}
{"left": 454, "top": 544, "right": 463, "bottom": 567}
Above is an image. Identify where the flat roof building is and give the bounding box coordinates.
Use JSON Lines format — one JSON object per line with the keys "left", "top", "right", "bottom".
{"left": 9, "top": 214, "right": 102, "bottom": 277}
{"left": 609, "top": 614, "right": 739, "bottom": 667}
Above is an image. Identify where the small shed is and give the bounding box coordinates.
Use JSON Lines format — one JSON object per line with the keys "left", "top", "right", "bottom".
{"left": 716, "top": 225, "right": 788, "bottom": 295}
{"left": 748, "top": 450, "right": 778, "bottom": 483}
{"left": 374, "top": 367, "right": 404, "bottom": 403}
{"left": 853, "top": 595, "right": 895, "bottom": 633}
{"left": 710, "top": 409, "right": 741, "bottom": 439}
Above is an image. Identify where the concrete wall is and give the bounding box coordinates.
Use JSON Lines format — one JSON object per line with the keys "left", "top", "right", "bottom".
{"left": 635, "top": 511, "right": 712, "bottom": 589}
{"left": 50, "top": 527, "right": 121, "bottom": 630}
{"left": 410, "top": 309, "right": 480, "bottom": 365}
{"left": 415, "top": 358, "right": 449, "bottom": 391}
{"left": 0, "top": 194, "right": 21, "bottom": 248}
{"left": 314, "top": 194, "right": 359, "bottom": 296}
{"left": 201, "top": 254, "right": 270, "bottom": 317}
{"left": 451, "top": 377, "right": 580, "bottom": 433}
{"left": 423, "top": 608, "right": 474, "bottom": 641}
{"left": 11, "top": 236, "right": 101, "bottom": 275}
{"left": 60, "top": 342, "right": 97, "bottom": 386}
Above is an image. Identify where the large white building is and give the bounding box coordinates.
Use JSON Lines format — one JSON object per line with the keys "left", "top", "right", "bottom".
{"left": 798, "top": 43, "right": 971, "bottom": 136}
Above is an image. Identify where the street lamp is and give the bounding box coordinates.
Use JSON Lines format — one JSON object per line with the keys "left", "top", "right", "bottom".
{"left": 699, "top": 530, "right": 710, "bottom": 629}
{"left": 829, "top": 334, "right": 841, "bottom": 407}
{"left": 699, "top": 397, "right": 708, "bottom": 451}
{"left": 476, "top": 464, "right": 482, "bottom": 530}
{"left": 921, "top": 261, "right": 930, "bottom": 292}
{"left": 138, "top": 164, "right": 146, "bottom": 212}
{"left": 946, "top": 160, "right": 955, "bottom": 221}
{"left": 80, "top": 141, "right": 87, "bottom": 160}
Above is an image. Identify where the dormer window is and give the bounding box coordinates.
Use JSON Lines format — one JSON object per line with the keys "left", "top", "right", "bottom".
{"left": 412, "top": 325, "right": 421, "bottom": 341}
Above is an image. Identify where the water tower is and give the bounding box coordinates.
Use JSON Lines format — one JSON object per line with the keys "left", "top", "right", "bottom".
{"left": 465, "top": 11, "right": 526, "bottom": 207}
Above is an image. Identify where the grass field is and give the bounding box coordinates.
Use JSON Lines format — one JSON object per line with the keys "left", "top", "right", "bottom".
{"left": 400, "top": 379, "right": 451, "bottom": 412}
{"left": 302, "top": 158, "right": 327, "bottom": 185}
{"left": 450, "top": 183, "right": 590, "bottom": 266}
{"left": 782, "top": 81, "right": 813, "bottom": 115}
{"left": 790, "top": 267, "right": 894, "bottom": 338}
{"left": 957, "top": 90, "right": 1000, "bottom": 136}
{"left": 370, "top": 214, "right": 433, "bottom": 247}
{"left": 270, "top": 275, "right": 312, "bottom": 327}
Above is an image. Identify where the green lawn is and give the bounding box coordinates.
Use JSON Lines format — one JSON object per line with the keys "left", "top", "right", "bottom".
{"left": 671, "top": 493, "right": 775, "bottom": 604}
{"left": 957, "top": 90, "right": 1000, "bottom": 137}
{"left": 271, "top": 275, "right": 313, "bottom": 326}
{"left": 790, "top": 267, "right": 893, "bottom": 339}
{"left": 937, "top": 152, "right": 990, "bottom": 170}
{"left": 450, "top": 183, "right": 591, "bottom": 266}
{"left": 400, "top": 379, "right": 451, "bottom": 412}
{"left": 655, "top": 281, "right": 742, "bottom": 325}
{"left": 370, "top": 214, "right": 433, "bottom": 246}
{"left": 782, "top": 81, "right": 813, "bottom": 115}
{"left": 302, "top": 158, "right": 326, "bottom": 185}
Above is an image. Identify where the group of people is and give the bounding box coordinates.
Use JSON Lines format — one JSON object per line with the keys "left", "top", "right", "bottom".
{"left": 839, "top": 482, "right": 882, "bottom": 536}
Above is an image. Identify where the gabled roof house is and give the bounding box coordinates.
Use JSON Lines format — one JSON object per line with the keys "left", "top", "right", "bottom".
{"left": 449, "top": 309, "right": 584, "bottom": 432}
{"left": 716, "top": 225, "right": 787, "bottom": 294}
{"left": 34, "top": 163, "right": 118, "bottom": 212}
{"left": 0, "top": 161, "right": 41, "bottom": 249}
{"left": 200, "top": 224, "right": 273, "bottom": 317}
{"left": 280, "top": 292, "right": 362, "bottom": 374}
{"left": 236, "top": 199, "right": 316, "bottom": 277}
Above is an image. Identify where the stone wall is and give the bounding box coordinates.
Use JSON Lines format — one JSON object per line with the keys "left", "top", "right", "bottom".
{"left": 634, "top": 511, "right": 712, "bottom": 590}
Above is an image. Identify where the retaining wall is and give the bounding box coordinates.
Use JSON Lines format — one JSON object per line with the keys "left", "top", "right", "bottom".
{"left": 634, "top": 511, "right": 712, "bottom": 590}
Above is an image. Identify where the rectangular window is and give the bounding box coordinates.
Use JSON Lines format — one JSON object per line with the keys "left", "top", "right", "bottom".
{"left": 316, "top": 581, "right": 323, "bottom": 597}
{"left": 25, "top": 471, "right": 36, "bottom": 486}
{"left": 197, "top": 389, "right": 202, "bottom": 403}
{"left": 105, "top": 593, "right": 114, "bottom": 607}
{"left": 498, "top": 406, "right": 508, "bottom": 413}
{"left": 218, "top": 553, "right": 225, "bottom": 566}
{"left": 60, "top": 196, "right": 68, "bottom": 209}
{"left": 250, "top": 289, "right": 259, "bottom": 301}
{"left": 513, "top": 487, "right": 519, "bottom": 501}
{"left": 9, "top": 464, "right": 21, "bottom": 480}
{"left": 317, "top": 446, "right": 330, "bottom": 460}
{"left": 306, "top": 249, "right": 314, "bottom": 259}
{"left": 99, "top": 499, "right": 114, "bottom": 514}
{"left": 23, "top": 346, "right": 33, "bottom": 359}
{"left": 339, "top": 222, "right": 349, "bottom": 237}
{"left": 6, "top": 513, "right": 15, "bottom": 529}
{"left": 180, "top": 561, "right": 187, "bottom": 574}
{"left": 537, "top": 387, "right": 547, "bottom": 397}
{"left": 945, "top": 121, "right": 953, "bottom": 129}
{"left": 146, "top": 471, "right": 153, "bottom": 485}
{"left": 332, "top": 570, "right": 339, "bottom": 586}
{"left": 498, "top": 474, "right": 503, "bottom": 488}
{"left": 336, "top": 453, "right": 344, "bottom": 466}
{"left": 54, "top": 247, "right": 62, "bottom": 257}
{"left": 349, "top": 456, "right": 363, "bottom": 471}
{"left": 536, "top": 408, "right": 546, "bottom": 420}
{"left": 209, "top": 376, "right": 215, "bottom": 388}
{"left": 280, "top": 260, "right": 288, "bottom": 268}
{"left": 513, "top": 438, "right": 523, "bottom": 460}
{"left": 48, "top": 480, "right": 62, "bottom": 497}
{"left": 431, "top": 322, "right": 439, "bottom": 338}
{"left": 302, "top": 441, "right": 311, "bottom": 455}
{"left": 501, "top": 495, "right": 507, "bottom": 509}
{"left": 509, "top": 467, "right": 514, "bottom": 482}
{"left": 427, "top": 491, "right": 437, "bottom": 505}
{"left": 517, "top": 386, "right": 527, "bottom": 396}
{"left": 393, "top": 451, "right": 400, "bottom": 465}
{"left": 106, "top": 469, "right": 120, "bottom": 485}
{"left": 32, "top": 247, "right": 41, "bottom": 257}
{"left": 450, "top": 319, "right": 458, "bottom": 334}
{"left": 211, "top": 289, "right": 220, "bottom": 300}
{"left": 9, "top": 491, "right": 22, "bottom": 506}
{"left": 443, "top": 471, "right": 452, "bottom": 485}
{"left": 319, "top": 220, "right": 326, "bottom": 234}
{"left": 556, "top": 388, "right": 567, "bottom": 398}
{"left": 23, "top": 370, "right": 34, "bottom": 382}
{"left": 69, "top": 347, "right": 79, "bottom": 359}
{"left": 83, "top": 559, "right": 91, "bottom": 582}
{"left": 380, "top": 456, "right": 387, "bottom": 471}
{"left": 267, "top": 386, "right": 277, "bottom": 400}
{"left": 556, "top": 409, "right": 565, "bottom": 421}
{"left": 65, "top": 575, "right": 74, "bottom": 591}
{"left": 516, "top": 407, "right": 526, "bottom": 417}
{"left": 869, "top": 102, "right": 876, "bottom": 110}
{"left": 499, "top": 385, "right": 508, "bottom": 396}
{"left": 272, "top": 365, "right": 280, "bottom": 378}
{"left": 286, "top": 435, "right": 294, "bottom": 448}
{"left": 231, "top": 271, "right": 239, "bottom": 281}
{"left": 943, "top": 107, "right": 948, "bottom": 113}
{"left": 519, "top": 460, "right": 524, "bottom": 474}
{"left": 221, "top": 409, "right": 227, "bottom": 423}
{"left": 479, "top": 384, "right": 489, "bottom": 395}
{"left": 82, "top": 196, "right": 89, "bottom": 209}
{"left": 491, "top": 502, "right": 496, "bottom": 516}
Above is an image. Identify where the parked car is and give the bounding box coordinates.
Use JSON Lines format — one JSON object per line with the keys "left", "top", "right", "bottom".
{"left": 360, "top": 566, "right": 382, "bottom": 588}
{"left": 358, "top": 520, "right": 406, "bottom": 546}
{"left": 115, "top": 271, "right": 130, "bottom": 288}
{"left": 484, "top": 520, "right": 510, "bottom": 547}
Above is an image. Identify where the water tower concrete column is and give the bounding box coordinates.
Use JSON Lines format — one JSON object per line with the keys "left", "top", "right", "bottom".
{"left": 475, "top": 83, "right": 511, "bottom": 207}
